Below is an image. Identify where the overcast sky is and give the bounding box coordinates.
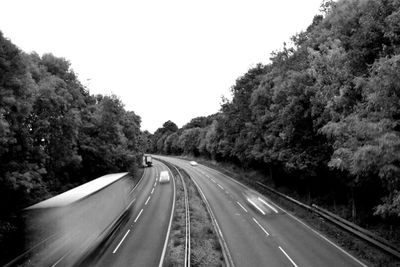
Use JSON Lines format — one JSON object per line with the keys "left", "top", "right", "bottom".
{"left": 0, "top": 0, "right": 322, "bottom": 133}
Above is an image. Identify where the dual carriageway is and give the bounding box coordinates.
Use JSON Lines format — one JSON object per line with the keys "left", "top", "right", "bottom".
{"left": 90, "top": 156, "right": 367, "bottom": 267}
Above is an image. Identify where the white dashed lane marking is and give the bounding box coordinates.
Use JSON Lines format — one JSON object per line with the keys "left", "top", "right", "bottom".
{"left": 279, "top": 246, "right": 298, "bottom": 267}
{"left": 134, "top": 209, "right": 143, "bottom": 223}
{"left": 252, "top": 217, "right": 270, "bottom": 236}
{"left": 237, "top": 201, "right": 248, "bottom": 212}
{"left": 145, "top": 196, "right": 151, "bottom": 205}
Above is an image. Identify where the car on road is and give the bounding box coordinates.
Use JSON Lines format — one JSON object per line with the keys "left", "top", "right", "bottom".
{"left": 243, "top": 190, "right": 278, "bottom": 215}
{"left": 159, "top": 171, "right": 170, "bottom": 183}
{"left": 190, "top": 161, "right": 198, "bottom": 166}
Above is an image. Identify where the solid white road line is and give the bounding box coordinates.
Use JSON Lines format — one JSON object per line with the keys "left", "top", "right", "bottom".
{"left": 279, "top": 246, "right": 298, "bottom": 267}
{"left": 247, "top": 198, "right": 266, "bottom": 215}
{"left": 51, "top": 254, "right": 66, "bottom": 267}
{"left": 252, "top": 218, "right": 270, "bottom": 236}
{"left": 237, "top": 201, "right": 248, "bottom": 212}
{"left": 127, "top": 198, "right": 135, "bottom": 208}
{"left": 134, "top": 209, "right": 143, "bottom": 223}
{"left": 113, "top": 230, "right": 130, "bottom": 254}
{"left": 258, "top": 197, "right": 278, "bottom": 213}
{"left": 145, "top": 196, "right": 151, "bottom": 205}
{"left": 158, "top": 163, "right": 176, "bottom": 267}
{"left": 282, "top": 208, "right": 368, "bottom": 267}
{"left": 199, "top": 163, "right": 368, "bottom": 267}
{"left": 217, "top": 184, "right": 224, "bottom": 190}
{"left": 151, "top": 188, "right": 155, "bottom": 194}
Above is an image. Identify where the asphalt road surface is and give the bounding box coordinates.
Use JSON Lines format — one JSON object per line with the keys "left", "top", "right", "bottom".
{"left": 80, "top": 160, "right": 175, "bottom": 267}
{"left": 157, "top": 155, "right": 368, "bottom": 267}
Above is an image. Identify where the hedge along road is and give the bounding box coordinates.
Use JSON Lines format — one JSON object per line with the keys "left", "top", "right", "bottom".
{"left": 157, "top": 155, "right": 368, "bottom": 267}
{"left": 81, "top": 160, "right": 175, "bottom": 267}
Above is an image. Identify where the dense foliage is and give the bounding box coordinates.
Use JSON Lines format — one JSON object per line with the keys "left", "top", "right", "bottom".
{"left": 0, "top": 31, "right": 145, "bottom": 261}
{"left": 151, "top": 0, "right": 400, "bottom": 225}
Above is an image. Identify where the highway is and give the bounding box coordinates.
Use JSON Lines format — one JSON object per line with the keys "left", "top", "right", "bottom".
{"left": 157, "top": 155, "right": 368, "bottom": 267}
{"left": 79, "top": 160, "right": 175, "bottom": 267}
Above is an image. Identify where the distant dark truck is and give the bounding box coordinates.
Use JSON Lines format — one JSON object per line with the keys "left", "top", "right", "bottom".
{"left": 143, "top": 155, "right": 153, "bottom": 167}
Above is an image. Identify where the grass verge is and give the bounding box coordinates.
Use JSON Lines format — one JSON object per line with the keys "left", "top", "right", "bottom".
{"left": 160, "top": 159, "right": 224, "bottom": 267}
{"left": 163, "top": 163, "right": 186, "bottom": 267}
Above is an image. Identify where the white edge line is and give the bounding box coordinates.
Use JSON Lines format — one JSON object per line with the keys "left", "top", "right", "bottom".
{"left": 252, "top": 217, "right": 270, "bottom": 236}
{"left": 201, "top": 164, "right": 368, "bottom": 267}
{"left": 279, "top": 246, "right": 298, "bottom": 267}
{"left": 134, "top": 209, "right": 143, "bottom": 222}
{"left": 190, "top": 173, "right": 235, "bottom": 267}
{"left": 258, "top": 197, "right": 278, "bottom": 213}
{"left": 237, "top": 201, "right": 248, "bottom": 212}
{"left": 129, "top": 167, "right": 147, "bottom": 194}
{"left": 247, "top": 198, "right": 266, "bottom": 215}
{"left": 158, "top": 165, "right": 176, "bottom": 267}
{"left": 284, "top": 208, "right": 368, "bottom": 267}
{"left": 113, "top": 230, "right": 130, "bottom": 254}
{"left": 50, "top": 254, "right": 67, "bottom": 267}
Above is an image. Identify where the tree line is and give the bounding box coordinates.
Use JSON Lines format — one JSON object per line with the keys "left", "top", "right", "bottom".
{"left": 0, "top": 31, "right": 147, "bottom": 261}
{"left": 150, "top": 0, "right": 400, "bottom": 229}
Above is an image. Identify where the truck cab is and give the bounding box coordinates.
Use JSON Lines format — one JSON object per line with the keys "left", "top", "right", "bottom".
{"left": 144, "top": 155, "right": 153, "bottom": 167}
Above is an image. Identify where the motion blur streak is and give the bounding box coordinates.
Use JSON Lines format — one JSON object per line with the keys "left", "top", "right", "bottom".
{"left": 23, "top": 173, "right": 134, "bottom": 266}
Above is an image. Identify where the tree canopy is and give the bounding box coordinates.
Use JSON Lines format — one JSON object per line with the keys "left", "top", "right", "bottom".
{"left": 0, "top": 31, "right": 146, "bottom": 262}
{"left": 150, "top": 0, "right": 400, "bottom": 221}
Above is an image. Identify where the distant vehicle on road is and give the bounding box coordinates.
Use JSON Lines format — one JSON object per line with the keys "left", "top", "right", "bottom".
{"left": 159, "top": 171, "right": 170, "bottom": 183}
{"left": 143, "top": 155, "right": 153, "bottom": 167}
{"left": 190, "top": 161, "right": 198, "bottom": 166}
{"left": 243, "top": 190, "right": 278, "bottom": 215}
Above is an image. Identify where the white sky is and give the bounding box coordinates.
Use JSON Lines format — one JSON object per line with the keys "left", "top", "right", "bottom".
{"left": 0, "top": 0, "right": 322, "bottom": 133}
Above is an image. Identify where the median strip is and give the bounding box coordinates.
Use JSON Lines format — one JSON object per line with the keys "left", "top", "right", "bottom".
{"left": 158, "top": 159, "right": 225, "bottom": 267}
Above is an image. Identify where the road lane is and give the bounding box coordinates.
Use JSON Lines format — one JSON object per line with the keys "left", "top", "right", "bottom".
{"left": 158, "top": 156, "right": 289, "bottom": 267}
{"left": 157, "top": 156, "right": 367, "bottom": 267}
{"left": 81, "top": 160, "right": 175, "bottom": 267}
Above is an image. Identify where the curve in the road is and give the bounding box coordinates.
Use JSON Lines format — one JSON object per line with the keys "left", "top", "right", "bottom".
{"left": 157, "top": 156, "right": 368, "bottom": 267}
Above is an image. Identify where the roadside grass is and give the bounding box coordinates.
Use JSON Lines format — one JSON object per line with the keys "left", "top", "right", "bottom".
{"left": 181, "top": 168, "right": 223, "bottom": 267}
{"left": 180, "top": 156, "right": 400, "bottom": 267}
{"left": 161, "top": 159, "right": 224, "bottom": 267}
{"left": 164, "top": 164, "right": 186, "bottom": 267}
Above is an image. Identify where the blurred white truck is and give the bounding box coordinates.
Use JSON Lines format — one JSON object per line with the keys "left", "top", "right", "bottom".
{"left": 22, "top": 173, "right": 134, "bottom": 266}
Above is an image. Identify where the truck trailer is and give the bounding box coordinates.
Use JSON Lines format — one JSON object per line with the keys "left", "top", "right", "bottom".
{"left": 143, "top": 155, "right": 153, "bottom": 167}
{"left": 21, "top": 173, "right": 134, "bottom": 266}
